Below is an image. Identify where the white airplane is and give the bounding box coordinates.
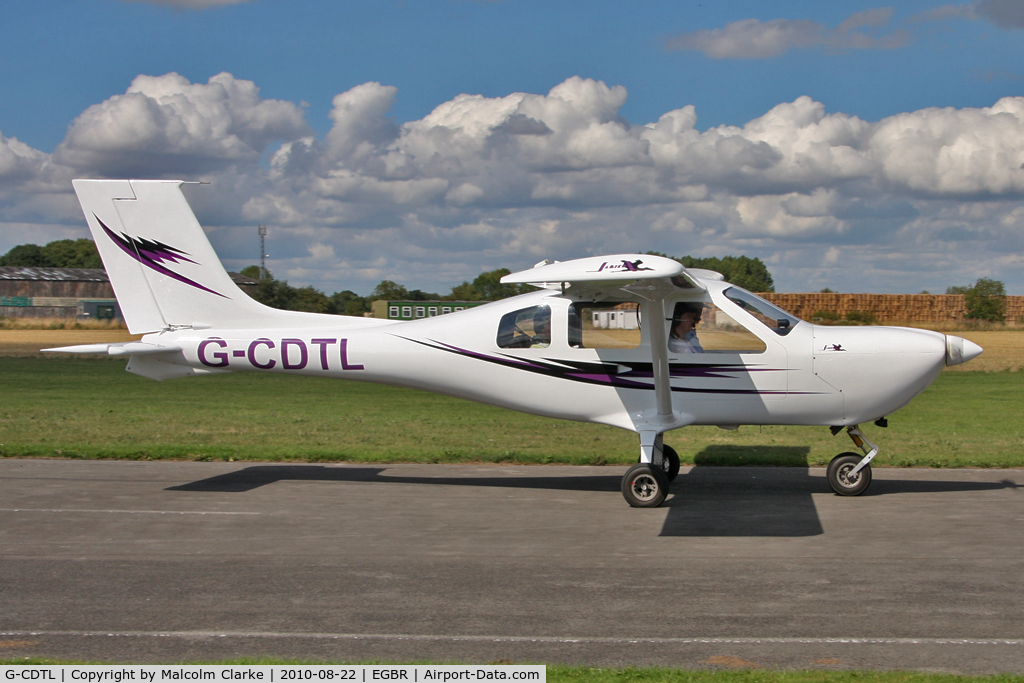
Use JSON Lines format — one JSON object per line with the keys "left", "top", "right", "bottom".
{"left": 47, "top": 179, "right": 984, "bottom": 507}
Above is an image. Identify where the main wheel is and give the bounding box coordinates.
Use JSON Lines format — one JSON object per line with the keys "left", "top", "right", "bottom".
{"left": 621, "top": 463, "right": 670, "bottom": 507}
{"left": 827, "top": 452, "right": 872, "bottom": 496}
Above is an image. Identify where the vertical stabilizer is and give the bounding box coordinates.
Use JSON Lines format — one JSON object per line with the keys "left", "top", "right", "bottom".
{"left": 73, "top": 179, "right": 281, "bottom": 333}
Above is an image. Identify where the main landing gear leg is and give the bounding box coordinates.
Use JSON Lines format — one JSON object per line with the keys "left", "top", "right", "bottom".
{"left": 826, "top": 425, "right": 879, "bottom": 496}
{"left": 622, "top": 431, "right": 674, "bottom": 507}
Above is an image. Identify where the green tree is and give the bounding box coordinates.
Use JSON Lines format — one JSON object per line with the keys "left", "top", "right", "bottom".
{"left": 239, "top": 267, "right": 300, "bottom": 311}
{"left": 239, "top": 266, "right": 368, "bottom": 316}
{"left": 407, "top": 289, "right": 442, "bottom": 301}
{"left": 42, "top": 239, "right": 103, "bottom": 268}
{"left": 964, "top": 278, "right": 1006, "bottom": 322}
{"left": 448, "top": 268, "right": 533, "bottom": 301}
{"left": 648, "top": 252, "right": 775, "bottom": 292}
{"left": 0, "top": 243, "right": 52, "bottom": 267}
{"left": 1, "top": 239, "right": 103, "bottom": 268}
{"left": 328, "top": 290, "right": 369, "bottom": 316}
{"left": 290, "top": 286, "right": 330, "bottom": 313}
{"left": 252, "top": 275, "right": 298, "bottom": 310}
{"left": 448, "top": 280, "right": 480, "bottom": 301}
{"left": 369, "top": 280, "right": 409, "bottom": 301}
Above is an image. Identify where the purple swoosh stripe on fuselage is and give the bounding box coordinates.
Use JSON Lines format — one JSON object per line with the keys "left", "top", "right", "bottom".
{"left": 97, "top": 217, "right": 228, "bottom": 299}
{"left": 399, "top": 336, "right": 812, "bottom": 396}
{"left": 428, "top": 338, "right": 555, "bottom": 370}
{"left": 616, "top": 365, "right": 785, "bottom": 380}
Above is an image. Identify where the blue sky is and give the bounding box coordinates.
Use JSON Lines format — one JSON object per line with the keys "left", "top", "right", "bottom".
{"left": 1, "top": 0, "right": 1023, "bottom": 295}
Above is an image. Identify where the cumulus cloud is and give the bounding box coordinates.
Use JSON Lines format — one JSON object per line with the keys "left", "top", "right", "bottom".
{"left": 667, "top": 8, "right": 909, "bottom": 59}
{"left": 867, "top": 98, "right": 1024, "bottom": 196}
{"left": 0, "top": 132, "right": 47, "bottom": 184}
{"left": 56, "top": 72, "right": 309, "bottom": 175}
{"left": 4, "top": 72, "right": 1024, "bottom": 295}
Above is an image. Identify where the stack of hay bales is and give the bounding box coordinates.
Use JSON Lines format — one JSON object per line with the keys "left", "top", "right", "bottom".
{"left": 757, "top": 293, "right": 1024, "bottom": 325}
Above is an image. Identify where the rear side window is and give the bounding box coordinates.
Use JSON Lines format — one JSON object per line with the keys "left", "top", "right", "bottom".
{"left": 569, "top": 302, "right": 641, "bottom": 349}
{"left": 497, "top": 305, "right": 551, "bottom": 348}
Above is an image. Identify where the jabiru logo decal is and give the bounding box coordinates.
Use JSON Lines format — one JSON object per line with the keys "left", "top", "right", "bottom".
{"left": 588, "top": 259, "right": 656, "bottom": 274}
{"left": 96, "top": 215, "right": 228, "bottom": 298}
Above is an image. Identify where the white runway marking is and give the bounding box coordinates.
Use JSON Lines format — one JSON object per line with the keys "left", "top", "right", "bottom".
{"left": 0, "top": 508, "right": 259, "bottom": 515}
{"left": 2, "top": 631, "right": 1022, "bottom": 646}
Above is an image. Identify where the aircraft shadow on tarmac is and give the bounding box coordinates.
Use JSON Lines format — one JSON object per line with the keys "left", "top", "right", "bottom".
{"left": 167, "top": 445, "right": 1019, "bottom": 538}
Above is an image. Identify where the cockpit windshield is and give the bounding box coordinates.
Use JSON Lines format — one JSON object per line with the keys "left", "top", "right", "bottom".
{"left": 723, "top": 287, "right": 800, "bottom": 336}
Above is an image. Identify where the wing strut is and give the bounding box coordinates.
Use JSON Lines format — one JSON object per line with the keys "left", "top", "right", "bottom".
{"left": 641, "top": 296, "right": 674, "bottom": 418}
{"left": 621, "top": 279, "right": 677, "bottom": 423}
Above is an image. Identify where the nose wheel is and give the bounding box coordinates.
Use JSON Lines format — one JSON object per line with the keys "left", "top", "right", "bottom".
{"left": 827, "top": 425, "right": 879, "bottom": 496}
{"left": 827, "top": 452, "right": 872, "bottom": 495}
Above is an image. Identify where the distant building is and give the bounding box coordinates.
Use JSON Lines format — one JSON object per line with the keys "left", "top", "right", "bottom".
{"left": 370, "top": 299, "right": 491, "bottom": 320}
{"left": 0, "top": 267, "right": 258, "bottom": 320}
{"left": 592, "top": 308, "right": 639, "bottom": 330}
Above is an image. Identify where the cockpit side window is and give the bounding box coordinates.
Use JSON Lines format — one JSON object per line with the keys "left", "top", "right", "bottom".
{"left": 496, "top": 305, "right": 551, "bottom": 349}
{"left": 723, "top": 287, "right": 800, "bottom": 336}
{"left": 678, "top": 301, "right": 766, "bottom": 353}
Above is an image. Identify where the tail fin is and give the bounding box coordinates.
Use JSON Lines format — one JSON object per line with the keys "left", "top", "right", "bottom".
{"left": 74, "top": 179, "right": 316, "bottom": 334}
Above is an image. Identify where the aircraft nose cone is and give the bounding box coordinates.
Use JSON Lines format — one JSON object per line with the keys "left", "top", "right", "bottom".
{"left": 946, "top": 335, "right": 984, "bottom": 366}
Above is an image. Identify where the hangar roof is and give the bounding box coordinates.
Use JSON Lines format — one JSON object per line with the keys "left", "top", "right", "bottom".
{"left": 0, "top": 266, "right": 257, "bottom": 286}
{"left": 0, "top": 267, "right": 109, "bottom": 282}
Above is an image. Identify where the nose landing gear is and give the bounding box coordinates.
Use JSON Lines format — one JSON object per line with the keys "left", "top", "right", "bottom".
{"left": 827, "top": 425, "right": 879, "bottom": 496}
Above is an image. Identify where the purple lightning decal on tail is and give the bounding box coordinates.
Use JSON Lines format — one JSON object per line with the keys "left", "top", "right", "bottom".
{"left": 96, "top": 215, "right": 229, "bottom": 298}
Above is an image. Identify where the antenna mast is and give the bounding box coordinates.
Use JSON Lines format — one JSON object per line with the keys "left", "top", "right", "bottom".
{"left": 258, "top": 225, "right": 267, "bottom": 278}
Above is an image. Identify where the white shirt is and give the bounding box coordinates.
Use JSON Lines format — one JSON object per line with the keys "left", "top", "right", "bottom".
{"left": 668, "top": 330, "right": 704, "bottom": 353}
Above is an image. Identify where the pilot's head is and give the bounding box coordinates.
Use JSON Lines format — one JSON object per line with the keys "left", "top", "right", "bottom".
{"left": 670, "top": 302, "right": 703, "bottom": 337}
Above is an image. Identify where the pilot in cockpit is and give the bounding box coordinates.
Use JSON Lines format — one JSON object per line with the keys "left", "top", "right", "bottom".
{"left": 668, "top": 302, "right": 705, "bottom": 353}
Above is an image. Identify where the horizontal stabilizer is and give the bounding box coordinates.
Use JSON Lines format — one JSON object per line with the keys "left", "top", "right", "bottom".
{"left": 42, "top": 342, "right": 182, "bottom": 356}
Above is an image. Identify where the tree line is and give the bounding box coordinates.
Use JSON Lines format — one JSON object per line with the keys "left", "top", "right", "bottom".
{"left": 0, "top": 239, "right": 103, "bottom": 269}
{"left": 236, "top": 265, "right": 535, "bottom": 316}
{"left": 18, "top": 239, "right": 1012, "bottom": 322}
{"left": 647, "top": 252, "right": 775, "bottom": 292}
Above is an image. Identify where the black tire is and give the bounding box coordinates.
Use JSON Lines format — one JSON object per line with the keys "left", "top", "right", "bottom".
{"left": 827, "top": 452, "right": 872, "bottom": 496}
{"left": 621, "top": 463, "right": 670, "bottom": 508}
{"left": 636, "top": 445, "right": 682, "bottom": 482}
{"left": 661, "top": 445, "right": 681, "bottom": 482}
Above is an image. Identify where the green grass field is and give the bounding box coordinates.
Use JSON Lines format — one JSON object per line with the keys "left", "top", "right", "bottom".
{"left": 1, "top": 357, "right": 1021, "bottom": 468}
